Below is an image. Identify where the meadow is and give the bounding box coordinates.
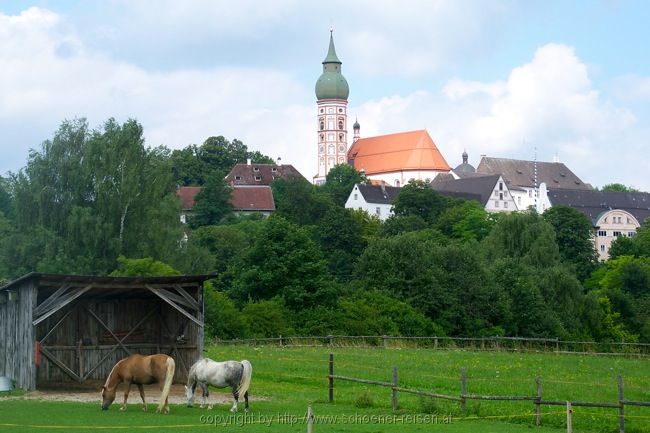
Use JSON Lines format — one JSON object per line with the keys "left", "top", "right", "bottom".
{"left": 1, "top": 345, "right": 649, "bottom": 433}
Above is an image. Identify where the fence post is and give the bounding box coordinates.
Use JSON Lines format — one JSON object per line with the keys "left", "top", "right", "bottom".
{"left": 566, "top": 401, "right": 573, "bottom": 433}
{"left": 460, "top": 367, "right": 467, "bottom": 412}
{"left": 434, "top": 336, "right": 438, "bottom": 350}
{"left": 328, "top": 353, "right": 334, "bottom": 403}
{"left": 383, "top": 335, "right": 388, "bottom": 349}
{"left": 618, "top": 375, "right": 625, "bottom": 433}
{"left": 535, "top": 376, "right": 542, "bottom": 426}
{"left": 307, "top": 406, "right": 314, "bottom": 433}
{"left": 391, "top": 366, "right": 399, "bottom": 411}
{"left": 555, "top": 337, "right": 560, "bottom": 352}
{"left": 328, "top": 335, "right": 333, "bottom": 347}
{"left": 279, "top": 335, "right": 283, "bottom": 347}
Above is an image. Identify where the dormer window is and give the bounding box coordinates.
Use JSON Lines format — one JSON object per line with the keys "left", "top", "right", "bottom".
{"left": 253, "top": 167, "right": 260, "bottom": 172}
{"left": 271, "top": 167, "right": 277, "bottom": 172}
{"left": 254, "top": 176, "right": 262, "bottom": 181}
{"left": 235, "top": 176, "right": 242, "bottom": 181}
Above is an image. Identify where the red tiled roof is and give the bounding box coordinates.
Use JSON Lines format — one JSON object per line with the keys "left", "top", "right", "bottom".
{"left": 347, "top": 129, "right": 451, "bottom": 175}
{"left": 230, "top": 186, "right": 275, "bottom": 211}
{"left": 176, "top": 186, "right": 202, "bottom": 210}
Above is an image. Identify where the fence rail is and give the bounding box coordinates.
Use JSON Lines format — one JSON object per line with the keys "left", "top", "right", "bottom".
{"left": 212, "top": 334, "right": 650, "bottom": 356}
{"left": 326, "top": 353, "right": 648, "bottom": 433}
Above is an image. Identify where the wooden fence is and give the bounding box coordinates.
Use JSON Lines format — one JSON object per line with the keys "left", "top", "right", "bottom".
{"left": 326, "top": 353, "right": 650, "bottom": 433}
{"left": 213, "top": 334, "right": 650, "bottom": 356}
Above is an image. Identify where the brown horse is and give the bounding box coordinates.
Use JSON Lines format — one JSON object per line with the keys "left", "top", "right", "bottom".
{"left": 101, "top": 354, "right": 175, "bottom": 414}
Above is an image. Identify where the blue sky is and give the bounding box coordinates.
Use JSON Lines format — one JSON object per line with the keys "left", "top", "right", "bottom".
{"left": 1, "top": 1, "right": 649, "bottom": 190}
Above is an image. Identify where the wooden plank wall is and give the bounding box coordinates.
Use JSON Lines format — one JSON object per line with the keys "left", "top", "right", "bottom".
{"left": 35, "top": 292, "right": 201, "bottom": 387}
{"left": 0, "top": 281, "right": 36, "bottom": 390}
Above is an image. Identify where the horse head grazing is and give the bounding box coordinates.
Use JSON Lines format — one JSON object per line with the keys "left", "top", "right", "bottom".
{"left": 101, "top": 385, "right": 116, "bottom": 410}
{"left": 185, "top": 381, "right": 197, "bottom": 407}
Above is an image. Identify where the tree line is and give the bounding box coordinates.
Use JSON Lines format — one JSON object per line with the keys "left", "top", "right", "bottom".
{"left": 1, "top": 118, "right": 649, "bottom": 342}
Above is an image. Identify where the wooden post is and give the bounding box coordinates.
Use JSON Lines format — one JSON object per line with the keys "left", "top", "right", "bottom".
{"left": 535, "top": 376, "right": 542, "bottom": 426}
{"left": 391, "top": 366, "right": 399, "bottom": 411}
{"left": 307, "top": 406, "right": 314, "bottom": 433}
{"left": 328, "top": 353, "right": 334, "bottom": 403}
{"left": 434, "top": 336, "right": 438, "bottom": 350}
{"left": 328, "top": 335, "right": 333, "bottom": 347}
{"left": 566, "top": 401, "right": 573, "bottom": 433}
{"left": 618, "top": 375, "right": 625, "bottom": 433}
{"left": 383, "top": 335, "right": 388, "bottom": 349}
{"left": 279, "top": 335, "right": 283, "bottom": 347}
{"left": 460, "top": 367, "right": 467, "bottom": 412}
{"left": 555, "top": 337, "right": 560, "bottom": 352}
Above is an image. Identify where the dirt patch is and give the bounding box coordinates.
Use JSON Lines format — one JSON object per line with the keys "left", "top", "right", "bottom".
{"left": 2, "top": 384, "right": 263, "bottom": 406}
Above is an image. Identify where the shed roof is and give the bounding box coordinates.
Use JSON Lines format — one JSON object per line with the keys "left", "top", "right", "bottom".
{"left": 0, "top": 273, "right": 213, "bottom": 292}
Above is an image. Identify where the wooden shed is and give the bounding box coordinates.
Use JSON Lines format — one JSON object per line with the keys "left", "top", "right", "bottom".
{"left": 0, "top": 273, "right": 210, "bottom": 390}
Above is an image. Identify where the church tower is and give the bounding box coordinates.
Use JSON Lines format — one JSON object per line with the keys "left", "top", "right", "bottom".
{"left": 314, "top": 30, "right": 349, "bottom": 185}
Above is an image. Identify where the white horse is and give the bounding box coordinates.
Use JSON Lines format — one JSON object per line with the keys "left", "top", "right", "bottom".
{"left": 185, "top": 358, "right": 252, "bottom": 412}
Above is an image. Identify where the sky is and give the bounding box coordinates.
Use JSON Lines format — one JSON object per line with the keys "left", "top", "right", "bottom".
{"left": 1, "top": 0, "right": 649, "bottom": 190}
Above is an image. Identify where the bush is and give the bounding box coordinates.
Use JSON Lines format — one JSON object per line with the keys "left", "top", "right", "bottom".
{"left": 241, "top": 298, "right": 295, "bottom": 338}
{"left": 204, "top": 285, "right": 248, "bottom": 340}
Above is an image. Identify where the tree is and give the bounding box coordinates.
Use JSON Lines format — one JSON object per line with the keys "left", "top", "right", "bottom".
{"left": 435, "top": 199, "right": 495, "bottom": 242}
{"left": 0, "top": 177, "right": 13, "bottom": 220}
{"left": 189, "top": 171, "right": 232, "bottom": 228}
{"left": 7, "top": 118, "right": 182, "bottom": 275}
{"left": 391, "top": 180, "right": 451, "bottom": 224}
{"left": 110, "top": 256, "right": 180, "bottom": 276}
{"left": 315, "top": 206, "right": 367, "bottom": 281}
{"left": 321, "top": 164, "right": 369, "bottom": 206}
{"left": 543, "top": 205, "right": 598, "bottom": 281}
{"left": 600, "top": 183, "right": 639, "bottom": 193}
{"left": 170, "top": 136, "right": 274, "bottom": 186}
{"left": 272, "top": 176, "right": 334, "bottom": 226}
{"left": 609, "top": 220, "right": 650, "bottom": 259}
{"left": 229, "top": 216, "right": 339, "bottom": 309}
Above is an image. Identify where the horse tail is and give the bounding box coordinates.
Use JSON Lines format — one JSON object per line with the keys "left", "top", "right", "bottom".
{"left": 158, "top": 356, "right": 175, "bottom": 411}
{"left": 236, "top": 360, "right": 252, "bottom": 399}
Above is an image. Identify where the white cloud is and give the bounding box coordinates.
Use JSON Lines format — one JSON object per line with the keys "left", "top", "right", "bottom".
{"left": 0, "top": 7, "right": 316, "bottom": 178}
{"left": 353, "top": 43, "right": 647, "bottom": 191}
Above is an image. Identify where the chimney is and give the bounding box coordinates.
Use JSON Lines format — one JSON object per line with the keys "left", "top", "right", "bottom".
{"left": 247, "top": 158, "right": 252, "bottom": 166}
{"left": 380, "top": 180, "right": 386, "bottom": 197}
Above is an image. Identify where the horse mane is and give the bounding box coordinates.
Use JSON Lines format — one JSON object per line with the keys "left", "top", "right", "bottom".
{"left": 104, "top": 358, "right": 124, "bottom": 389}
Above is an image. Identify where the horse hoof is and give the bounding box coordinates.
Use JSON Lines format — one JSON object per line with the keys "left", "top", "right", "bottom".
{"left": 208, "top": 405, "right": 213, "bottom": 410}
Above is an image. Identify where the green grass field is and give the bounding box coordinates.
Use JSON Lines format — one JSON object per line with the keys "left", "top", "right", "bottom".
{"left": 1, "top": 346, "right": 649, "bottom": 432}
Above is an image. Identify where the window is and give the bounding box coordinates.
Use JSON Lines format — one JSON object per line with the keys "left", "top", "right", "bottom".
{"left": 338, "top": 108, "right": 343, "bottom": 113}
{"left": 499, "top": 192, "right": 503, "bottom": 200}
{"left": 629, "top": 231, "right": 636, "bottom": 237}
{"left": 320, "top": 109, "right": 324, "bottom": 114}
{"left": 504, "top": 201, "right": 508, "bottom": 209}
{"left": 339, "top": 144, "right": 345, "bottom": 152}
{"left": 597, "top": 230, "right": 607, "bottom": 237}
{"left": 354, "top": 194, "right": 358, "bottom": 200}
{"left": 603, "top": 217, "right": 608, "bottom": 223}
{"left": 518, "top": 197, "right": 522, "bottom": 205}
{"left": 271, "top": 167, "right": 277, "bottom": 172}
{"left": 253, "top": 167, "right": 259, "bottom": 172}
{"left": 499, "top": 182, "right": 503, "bottom": 191}
{"left": 339, "top": 121, "right": 344, "bottom": 130}
{"left": 320, "top": 121, "right": 324, "bottom": 131}
{"left": 376, "top": 207, "right": 381, "bottom": 215}
{"left": 613, "top": 231, "right": 622, "bottom": 237}
{"left": 235, "top": 176, "right": 242, "bottom": 181}
{"left": 319, "top": 146, "right": 324, "bottom": 154}
{"left": 319, "top": 157, "right": 324, "bottom": 165}
{"left": 600, "top": 244, "right": 606, "bottom": 252}
{"left": 254, "top": 176, "right": 261, "bottom": 181}
{"left": 494, "top": 191, "right": 499, "bottom": 197}
{"left": 494, "top": 200, "right": 499, "bottom": 208}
